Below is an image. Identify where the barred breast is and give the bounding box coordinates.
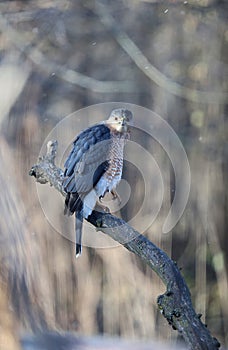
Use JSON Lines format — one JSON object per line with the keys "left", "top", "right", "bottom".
{"left": 95, "top": 135, "right": 125, "bottom": 197}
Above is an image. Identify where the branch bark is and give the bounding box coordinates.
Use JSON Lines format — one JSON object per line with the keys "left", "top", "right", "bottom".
{"left": 29, "top": 140, "right": 220, "bottom": 350}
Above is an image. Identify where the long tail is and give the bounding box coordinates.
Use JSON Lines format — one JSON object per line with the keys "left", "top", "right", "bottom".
{"left": 75, "top": 211, "right": 83, "bottom": 257}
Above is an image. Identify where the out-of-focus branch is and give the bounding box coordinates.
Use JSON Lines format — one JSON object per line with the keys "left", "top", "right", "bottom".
{"left": 28, "top": 49, "right": 137, "bottom": 92}
{"left": 0, "top": 12, "right": 136, "bottom": 93}
{"left": 0, "top": 63, "right": 30, "bottom": 129}
{"left": 91, "top": 1, "right": 228, "bottom": 104}
{"left": 29, "top": 140, "right": 220, "bottom": 350}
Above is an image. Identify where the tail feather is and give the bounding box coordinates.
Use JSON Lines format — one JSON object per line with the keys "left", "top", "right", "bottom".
{"left": 75, "top": 211, "right": 83, "bottom": 258}
{"left": 76, "top": 243, "right": 82, "bottom": 257}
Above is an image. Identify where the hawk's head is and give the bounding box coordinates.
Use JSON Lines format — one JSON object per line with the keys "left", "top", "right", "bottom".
{"left": 107, "top": 108, "right": 133, "bottom": 132}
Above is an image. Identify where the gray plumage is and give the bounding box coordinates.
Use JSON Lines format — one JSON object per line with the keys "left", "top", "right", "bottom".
{"left": 63, "top": 108, "right": 133, "bottom": 257}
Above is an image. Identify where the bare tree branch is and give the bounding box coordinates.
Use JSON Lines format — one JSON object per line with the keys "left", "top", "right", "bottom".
{"left": 0, "top": 12, "right": 137, "bottom": 93}
{"left": 91, "top": 1, "right": 228, "bottom": 104}
{"left": 29, "top": 140, "right": 220, "bottom": 350}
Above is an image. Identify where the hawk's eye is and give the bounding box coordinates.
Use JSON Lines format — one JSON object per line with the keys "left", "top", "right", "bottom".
{"left": 115, "top": 117, "right": 118, "bottom": 121}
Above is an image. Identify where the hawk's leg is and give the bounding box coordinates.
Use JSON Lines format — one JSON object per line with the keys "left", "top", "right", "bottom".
{"left": 98, "top": 194, "right": 108, "bottom": 206}
{"left": 110, "top": 189, "right": 121, "bottom": 205}
{"left": 99, "top": 190, "right": 121, "bottom": 207}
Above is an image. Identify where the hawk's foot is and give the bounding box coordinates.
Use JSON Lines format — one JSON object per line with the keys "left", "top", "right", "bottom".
{"left": 95, "top": 218, "right": 108, "bottom": 230}
{"left": 95, "top": 201, "right": 110, "bottom": 214}
{"left": 99, "top": 203, "right": 110, "bottom": 213}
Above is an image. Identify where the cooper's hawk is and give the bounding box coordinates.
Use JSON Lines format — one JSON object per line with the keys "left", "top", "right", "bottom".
{"left": 63, "top": 108, "right": 133, "bottom": 257}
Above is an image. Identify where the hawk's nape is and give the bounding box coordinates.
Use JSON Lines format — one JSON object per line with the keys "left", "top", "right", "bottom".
{"left": 63, "top": 108, "right": 133, "bottom": 257}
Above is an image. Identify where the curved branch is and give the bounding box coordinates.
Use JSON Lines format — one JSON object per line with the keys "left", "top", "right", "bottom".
{"left": 29, "top": 140, "right": 220, "bottom": 350}
{"left": 92, "top": 1, "right": 228, "bottom": 104}
{"left": 0, "top": 12, "right": 136, "bottom": 93}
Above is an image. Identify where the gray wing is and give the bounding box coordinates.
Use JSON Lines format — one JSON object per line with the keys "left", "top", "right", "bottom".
{"left": 63, "top": 123, "right": 111, "bottom": 215}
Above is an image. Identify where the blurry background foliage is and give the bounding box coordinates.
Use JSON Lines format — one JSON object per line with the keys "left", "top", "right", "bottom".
{"left": 0, "top": 0, "right": 227, "bottom": 349}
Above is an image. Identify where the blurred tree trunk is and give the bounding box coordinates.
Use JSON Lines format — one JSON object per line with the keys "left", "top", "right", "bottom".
{"left": 0, "top": 137, "right": 54, "bottom": 348}
{"left": 0, "top": 281, "right": 21, "bottom": 350}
